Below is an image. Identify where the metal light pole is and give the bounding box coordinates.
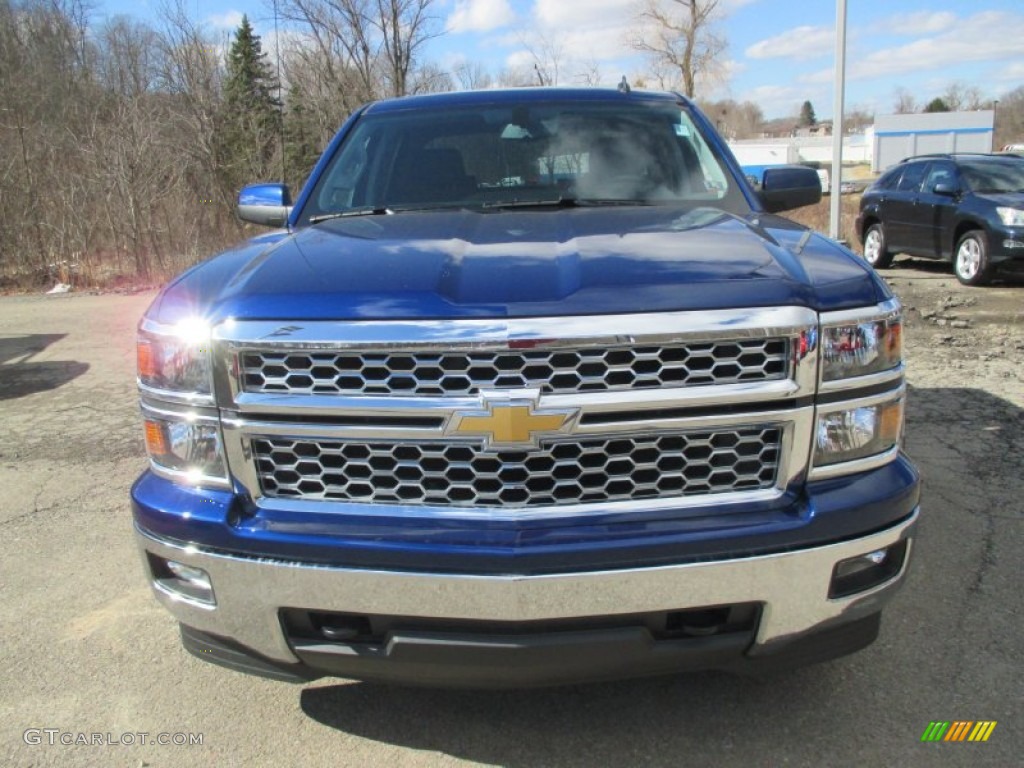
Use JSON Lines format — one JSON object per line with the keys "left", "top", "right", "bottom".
{"left": 829, "top": 0, "right": 847, "bottom": 241}
{"left": 992, "top": 100, "right": 999, "bottom": 151}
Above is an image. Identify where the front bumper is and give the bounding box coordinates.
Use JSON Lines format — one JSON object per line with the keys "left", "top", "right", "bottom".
{"left": 990, "top": 225, "right": 1024, "bottom": 265}
{"left": 137, "top": 508, "right": 917, "bottom": 686}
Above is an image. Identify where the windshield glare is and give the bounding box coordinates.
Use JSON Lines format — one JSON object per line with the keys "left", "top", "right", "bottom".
{"left": 300, "top": 100, "right": 746, "bottom": 223}
{"left": 961, "top": 160, "right": 1024, "bottom": 194}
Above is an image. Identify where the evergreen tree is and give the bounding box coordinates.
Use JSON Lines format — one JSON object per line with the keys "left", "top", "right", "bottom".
{"left": 799, "top": 100, "right": 817, "bottom": 127}
{"left": 283, "top": 82, "right": 322, "bottom": 193}
{"left": 222, "top": 15, "right": 281, "bottom": 187}
{"left": 924, "top": 97, "right": 950, "bottom": 113}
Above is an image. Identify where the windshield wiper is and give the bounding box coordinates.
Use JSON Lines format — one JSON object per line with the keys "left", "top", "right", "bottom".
{"left": 309, "top": 207, "right": 393, "bottom": 223}
{"left": 480, "top": 196, "right": 652, "bottom": 210}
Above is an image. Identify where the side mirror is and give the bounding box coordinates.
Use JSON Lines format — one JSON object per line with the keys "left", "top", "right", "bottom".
{"left": 758, "top": 166, "right": 822, "bottom": 213}
{"left": 238, "top": 183, "right": 292, "bottom": 227}
{"left": 933, "top": 182, "right": 957, "bottom": 197}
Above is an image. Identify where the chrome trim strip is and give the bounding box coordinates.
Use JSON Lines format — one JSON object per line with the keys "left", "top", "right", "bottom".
{"left": 147, "top": 460, "right": 232, "bottom": 490}
{"left": 137, "top": 381, "right": 215, "bottom": 407}
{"left": 152, "top": 580, "right": 219, "bottom": 610}
{"left": 818, "top": 364, "right": 904, "bottom": 394}
{"left": 814, "top": 384, "right": 905, "bottom": 415}
{"left": 244, "top": 487, "right": 788, "bottom": 521}
{"left": 818, "top": 297, "right": 901, "bottom": 326}
{"left": 136, "top": 509, "right": 918, "bottom": 663}
{"left": 809, "top": 445, "right": 902, "bottom": 481}
{"left": 228, "top": 377, "right": 806, "bottom": 417}
{"left": 214, "top": 306, "right": 820, "bottom": 348}
{"left": 140, "top": 398, "right": 221, "bottom": 423}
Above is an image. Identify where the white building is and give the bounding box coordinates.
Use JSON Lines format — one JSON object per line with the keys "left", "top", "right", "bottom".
{"left": 872, "top": 111, "right": 995, "bottom": 172}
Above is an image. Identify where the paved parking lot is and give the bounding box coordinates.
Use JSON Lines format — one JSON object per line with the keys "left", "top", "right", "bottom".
{"left": 1, "top": 266, "right": 1021, "bottom": 767}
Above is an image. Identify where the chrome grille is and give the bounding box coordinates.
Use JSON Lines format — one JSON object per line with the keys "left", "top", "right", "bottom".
{"left": 240, "top": 339, "right": 789, "bottom": 397}
{"left": 252, "top": 427, "right": 782, "bottom": 508}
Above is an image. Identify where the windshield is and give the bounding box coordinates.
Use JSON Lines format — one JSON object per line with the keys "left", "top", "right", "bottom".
{"left": 960, "top": 159, "right": 1024, "bottom": 194}
{"left": 298, "top": 98, "right": 747, "bottom": 224}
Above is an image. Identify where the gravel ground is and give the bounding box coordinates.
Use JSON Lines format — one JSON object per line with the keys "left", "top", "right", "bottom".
{"left": 0, "top": 263, "right": 1021, "bottom": 767}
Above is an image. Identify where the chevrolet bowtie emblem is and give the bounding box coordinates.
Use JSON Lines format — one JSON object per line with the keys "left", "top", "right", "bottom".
{"left": 449, "top": 395, "right": 577, "bottom": 449}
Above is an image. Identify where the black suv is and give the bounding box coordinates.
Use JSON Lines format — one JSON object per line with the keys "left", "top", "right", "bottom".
{"left": 857, "top": 153, "right": 1024, "bottom": 285}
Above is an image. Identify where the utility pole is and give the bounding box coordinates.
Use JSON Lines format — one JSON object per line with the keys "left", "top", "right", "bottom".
{"left": 829, "top": 0, "right": 847, "bottom": 242}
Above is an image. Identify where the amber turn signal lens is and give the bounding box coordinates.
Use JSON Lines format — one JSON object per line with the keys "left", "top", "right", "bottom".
{"left": 144, "top": 419, "right": 169, "bottom": 456}
{"left": 137, "top": 340, "right": 158, "bottom": 379}
{"left": 879, "top": 399, "right": 904, "bottom": 443}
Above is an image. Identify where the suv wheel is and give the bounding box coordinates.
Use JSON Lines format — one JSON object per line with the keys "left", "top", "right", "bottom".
{"left": 862, "top": 223, "right": 894, "bottom": 269}
{"left": 954, "top": 231, "right": 992, "bottom": 286}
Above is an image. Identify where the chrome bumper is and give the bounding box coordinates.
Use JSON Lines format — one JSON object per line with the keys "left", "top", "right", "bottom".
{"left": 137, "top": 509, "right": 917, "bottom": 665}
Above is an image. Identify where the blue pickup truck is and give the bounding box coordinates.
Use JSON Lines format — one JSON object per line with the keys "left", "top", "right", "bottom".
{"left": 132, "top": 88, "right": 919, "bottom": 687}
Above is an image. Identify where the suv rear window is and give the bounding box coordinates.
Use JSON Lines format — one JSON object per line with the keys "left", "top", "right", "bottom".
{"left": 875, "top": 167, "right": 902, "bottom": 190}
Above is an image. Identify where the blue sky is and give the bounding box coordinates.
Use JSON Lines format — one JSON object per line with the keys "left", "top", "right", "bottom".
{"left": 96, "top": 0, "right": 1024, "bottom": 118}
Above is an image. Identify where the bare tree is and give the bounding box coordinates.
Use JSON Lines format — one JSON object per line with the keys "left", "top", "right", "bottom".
{"left": 843, "top": 104, "right": 874, "bottom": 134}
{"left": 96, "top": 16, "right": 162, "bottom": 98}
{"left": 892, "top": 87, "right": 917, "bottom": 114}
{"left": 574, "top": 60, "right": 603, "bottom": 87}
{"left": 697, "top": 98, "right": 764, "bottom": 140}
{"left": 453, "top": 59, "right": 492, "bottom": 91}
{"left": 375, "top": 0, "right": 438, "bottom": 96}
{"left": 516, "top": 29, "right": 565, "bottom": 86}
{"left": 408, "top": 62, "right": 453, "bottom": 94}
{"left": 940, "top": 82, "right": 986, "bottom": 112}
{"left": 629, "top": 0, "right": 725, "bottom": 98}
{"left": 495, "top": 65, "right": 534, "bottom": 88}
{"left": 278, "top": 0, "right": 439, "bottom": 100}
{"left": 994, "top": 84, "right": 1024, "bottom": 149}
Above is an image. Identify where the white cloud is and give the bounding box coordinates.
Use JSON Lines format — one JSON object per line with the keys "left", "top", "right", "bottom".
{"left": 533, "top": 0, "right": 634, "bottom": 29}
{"left": 993, "top": 60, "right": 1024, "bottom": 86}
{"left": 799, "top": 67, "right": 834, "bottom": 85}
{"left": 447, "top": 0, "right": 516, "bottom": 34}
{"left": 738, "top": 84, "right": 826, "bottom": 117}
{"left": 207, "top": 10, "right": 244, "bottom": 31}
{"left": 505, "top": 49, "right": 535, "bottom": 71}
{"left": 851, "top": 11, "right": 1024, "bottom": 80}
{"left": 745, "top": 25, "right": 833, "bottom": 61}
{"left": 874, "top": 11, "right": 956, "bottom": 36}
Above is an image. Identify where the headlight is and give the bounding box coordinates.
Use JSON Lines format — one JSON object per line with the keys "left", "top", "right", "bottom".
{"left": 815, "top": 396, "right": 904, "bottom": 467}
{"left": 138, "top": 316, "right": 226, "bottom": 488}
{"left": 143, "top": 410, "right": 228, "bottom": 486}
{"left": 137, "top": 318, "right": 213, "bottom": 396}
{"left": 996, "top": 206, "right": 1024, "bottom": 227}
{"left": 820, "top": 303, "right": 902, "bottom": 382}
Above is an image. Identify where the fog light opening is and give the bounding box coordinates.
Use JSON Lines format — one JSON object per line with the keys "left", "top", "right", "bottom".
{"left": 829, "top": 540, "right": 908, "bottom": 599}
{"left": 148, "top": 553, "right": 216, "bottom": 606}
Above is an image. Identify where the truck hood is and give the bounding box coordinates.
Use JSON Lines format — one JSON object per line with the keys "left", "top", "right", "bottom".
{"left": 152, "top": 206, "right": 888, "bottom": 324}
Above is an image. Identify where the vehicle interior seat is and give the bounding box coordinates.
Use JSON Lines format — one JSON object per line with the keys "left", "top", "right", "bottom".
{"left": 387, "top": 147, "right": 477, "bottom": 204}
